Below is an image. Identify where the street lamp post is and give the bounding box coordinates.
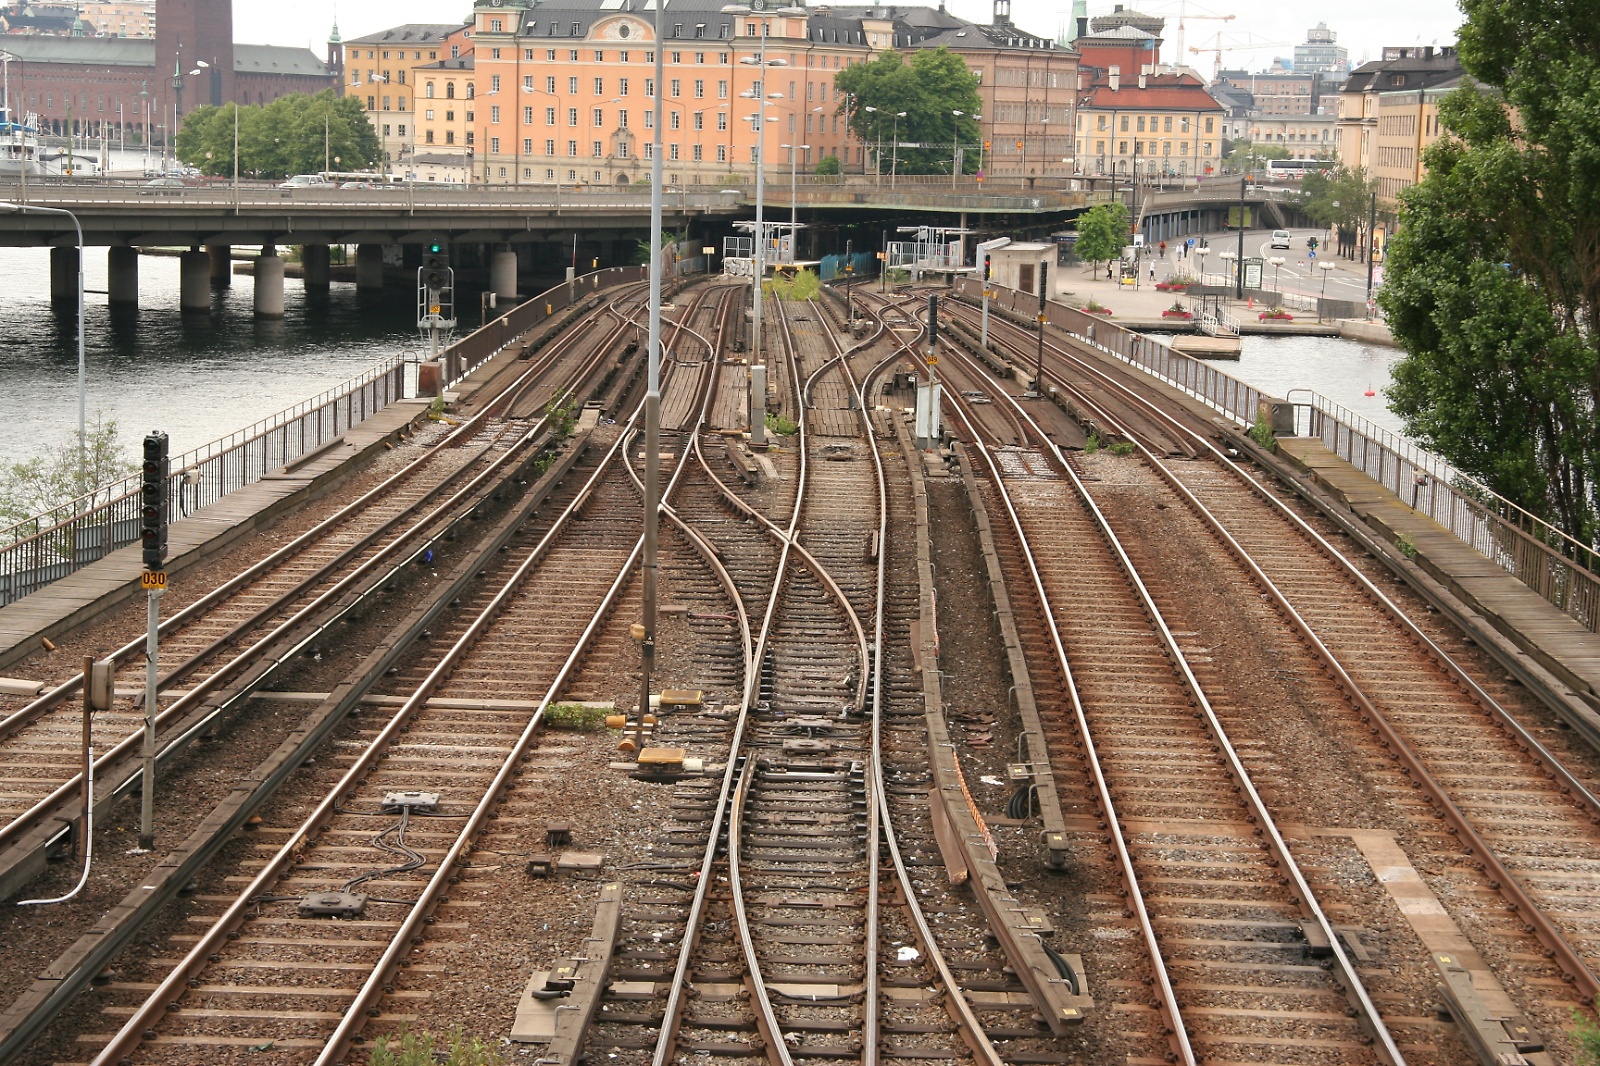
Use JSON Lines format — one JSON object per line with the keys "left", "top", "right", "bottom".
{"left": 950, "top": 109, "right": 964, "bottom": 188}
{"left": 725, "top": 8, "right": 787, "bottom": 377}
{"left": 0, "top": 202, "right": 86, "bottom": 473}
{"left": 890, "top": 110, "right": 905, "bottom": 186}
{"left": 1318, "top": 260, "right": 1336, "bottom": 322}
{"left": 781, "top": 142, "right": 809, "bottom": 262}
{"left": 1268, "top": 255, "right": 1284, "bottom": 297}
{"left": 1195, "top": 244, "right": 1209, "bottom": 283}
{"left": 863, "top": 105, "right": 881, "bottom": 183}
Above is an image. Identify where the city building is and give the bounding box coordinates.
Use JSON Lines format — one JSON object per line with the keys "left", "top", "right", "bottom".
{"left": 1215, "top": 71, "right": 1316, "bottom": 115}
{"left": 1242, "top": 113, "right": 1337, "bottom": 158}
{"left": 340, "top": 22, "right": 473, "bottom": 174}
{"left": 0, "top": 2, "right": 79, "bottom": 35}
{"left": 1088, "top": 4, "right": 1163, "bottom": 39}
{"left": 1337, "top": 44, "right": 1462, "bottom": 191}
{"left": 414, "top": 55, "right": 475, "bottom": 158}
{"left": 464, "top": 0, "right": 1076, "bottom": 187}
{"left": 1294, "top": 23, "right": 1348, "bottom": 77}
{"left": 1075, "top": 69, "right": 1224, "bottom": 177}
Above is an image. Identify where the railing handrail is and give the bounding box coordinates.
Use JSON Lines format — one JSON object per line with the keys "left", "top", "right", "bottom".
{"left": 1, "top": 357, "right": 401, "bottom": 549}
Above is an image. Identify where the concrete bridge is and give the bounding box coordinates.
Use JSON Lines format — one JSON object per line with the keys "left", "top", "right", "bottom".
{"left": 0, "top": 173, "right": 1280, "bottom": 314}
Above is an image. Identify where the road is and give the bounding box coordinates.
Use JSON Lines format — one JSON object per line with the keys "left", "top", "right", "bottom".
{"left": 1156, "top": 225, "right": 1378, "bottom": 304}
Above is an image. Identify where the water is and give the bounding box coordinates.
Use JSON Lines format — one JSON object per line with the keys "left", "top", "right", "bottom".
{"left": 1234, "top": 333, "right": 1407, "bottom": 438}
{"left": 0, "top": 247, "right": 423, "bottom": 468}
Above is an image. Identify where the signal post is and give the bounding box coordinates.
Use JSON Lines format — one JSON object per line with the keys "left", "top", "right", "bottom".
{"left": 139, "top": 431, "right": 169, "bottom": 851}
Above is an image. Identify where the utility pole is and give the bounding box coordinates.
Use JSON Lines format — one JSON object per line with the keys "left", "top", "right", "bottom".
{"left": 1235, "top": 176, "right": 1246, "bottom": 299}
{"left": 637, "top": 0, "right": 666, "bottom": 737}
{"left": 1033, "top": 261, "right": 1048, "bottom": 394}
{"left": 1364, "top": 189, "right": 1377, "bottom": 314}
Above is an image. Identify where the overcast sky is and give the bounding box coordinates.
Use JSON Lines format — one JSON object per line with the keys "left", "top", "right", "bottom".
{"left": 240, "top": 0, "right": 1468, "bottom": 73}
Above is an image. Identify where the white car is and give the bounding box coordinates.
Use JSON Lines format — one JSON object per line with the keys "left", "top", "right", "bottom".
{"left": 1270, "top": 230, "right": 1292, "bottom": 249}
{"left": 279, "top": 174, "right": 330, "bottom": 189}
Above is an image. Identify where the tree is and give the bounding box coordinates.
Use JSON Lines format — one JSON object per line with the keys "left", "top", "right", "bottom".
{"left": 1378, "top": 0, "right": 1600, "bottom": 544}
{"left": 1073, "top": 201, "right": 1130, "bottom": 275}
{"left": 835, "top": 48, "right": 981, "bottom": 176}
{"left": 1222, "top": 141, "right": 1290, "bottom": 174}
{"left": 177, "top": 91, "right": 379, "bottom": 178}
{"left": 814, "top": 154, "right": 841, "bottom": 176}
{"left": 1296, "top": 165, "right": 1378, "bottom": 258}
{"left": 0, "top": 416, "right": 135, "bottom": 543}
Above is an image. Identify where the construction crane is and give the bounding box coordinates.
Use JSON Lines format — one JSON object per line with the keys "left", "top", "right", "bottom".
{"left": 1168, "top": 1, "right": 1234, "bottom": 69}
{"left": 1190, "top": 31, "right": 1292, "bottom": 81}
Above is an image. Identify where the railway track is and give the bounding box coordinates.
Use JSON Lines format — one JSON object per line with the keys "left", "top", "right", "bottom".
{"left": 0, "top": 285, "right": 652, "bottom": 904}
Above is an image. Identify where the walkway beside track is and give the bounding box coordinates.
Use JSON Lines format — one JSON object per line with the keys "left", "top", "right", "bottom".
{"left": 1271, "top": 435, "right": 1600, "bottom": 743}
{"left": 0, "top": 399, "right": 430, "bottom": 672}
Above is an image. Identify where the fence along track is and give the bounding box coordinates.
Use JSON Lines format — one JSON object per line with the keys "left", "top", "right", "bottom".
{"left": 81, "top": 297, "right": 718, "bottom": 1066}
{"left": 0, "top": 293, "right": 649, "bottom": 905}
{"left": 999, "top": 323, "right": 1600, "bottom": 1009}
{"left": 888, "top": 303, "right": 1401, "bottom": 1065}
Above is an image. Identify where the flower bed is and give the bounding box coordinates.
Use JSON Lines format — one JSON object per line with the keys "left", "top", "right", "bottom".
{"left": 1162, "top": 309, "right": 1193, "bottom": 319}
{"left": 1259, "top": 310, "right": 1294, "bottom": 321}
{"left": 1080, "top": 305, "right": 1114, "bottom": 315}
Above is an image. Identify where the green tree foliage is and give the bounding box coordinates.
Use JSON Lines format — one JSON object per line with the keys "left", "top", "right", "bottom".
{"left": 1296, "top": 165, "right": 1378, "bottom": 257}
{"left": 835, "top": 48, "right": 981, "bottom": 176}
{"left": 0, "top": 415, "right": 134, "bottom": 533}
{"left": 1073, "top": 201, "right": 1130, "bottom": 272}
{"left": 176, "top": 90, "right": 379, "bottom": 179}
{"left": 1378, "top": 0, "right": 1600, "bottom": 542}
{"left": 814, "top": 154, "right": 842, "bottom": 176}
{"left": 1222, "top": 141, "right": 1290, "bottom": 173}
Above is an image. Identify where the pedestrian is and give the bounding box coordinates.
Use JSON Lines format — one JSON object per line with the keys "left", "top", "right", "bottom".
{"left": 1159, "top": 240, "right": 1167, "bottom": 258}
{"left": 1106, "top": 261, "right": 1113, "bottom": 281}
{"left": 1149, "top": 263, "right": 1156, "bottom": 282}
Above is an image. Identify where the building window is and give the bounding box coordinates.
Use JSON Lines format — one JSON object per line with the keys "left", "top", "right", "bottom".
{"left": 694, "top": 79, "right": 705, "bottom": 98}
{"left": 383, "top": 124, "right": 392, "bottom": 136}
{"left": 717, "top": 144, "right": 727, "bottom": 161}
{"left": 595, "top": 50, "right": 605, "bottom": 61}
{"left": 446, "top": 130, "right": 456, "bottom": 144}
{"left": 425, "top": 109, "right": 436, "bottom": 120}
{"left": 546, "top": 76, "right": 557, "bottom": 93}
{"left": 547, "top": 168, "right": 555, "bottom": 179}
{"left": 568, "top": 108, "right": 578, "bottom": 125}
{"left": 670, "top": 79, "right": 681, "bottom": 97}
{"left": 1205, "top": 117, "right": 1214, "bottom": 132}
{"left": 491, "top": 106, "right": 501, "bottom": 123}
{"left": 451, "top": 45, "right": 460, "bottom": 57}
{"left": 526, "top": 49, "right": 535, "bottom": 60}
{"left": 618, "top": 143, "right": 629, "bottom": 158}
{"left": 547, "top": 49, "right": 556, "bottom": 61}
{"left": 644, "top": 142, "right": 654, "bottom": 158}
{"left": 693, "top": 112, "right": 704, "bottom": 130}
{"left": 524, "top": 106, "right": 534, "bottom": 123}
{"left": 645, "top": 112, "right": 654, "bottom": 128}
{"left": 620, "top": 78, "right": 629, "bottom": 95}
{"left": 568, "top": 139, "right": 578, "bottom": 155}
{"left": 619, "top": 110, "right": 629, "bottom": 128}
{"left": 670, "top": 111, "right": 680, "bottom": 129}
{"left": 446, "top": 110, "right": 455, "bottom": 122}
{"left": 490, "top": 76, "right": 501, "bottom": 93}
{"left": 646, "top": 79, "right": 655, "bottom": 97}
{"left": 594, "top": 77, "right": 604, "bottom": 95}
{"left": 489, "top": 19, "right": 501, "bottom": 32}
{"left": 669, "top": 143, "right": 679, "bottom": 159}
{"left": 1120, "top": 115, "right": 1129, "bottom": 131}
{"left": 593, "top": 107, "right": 604, "bottom": 126}
{"left": 717, "top": 113, "right": 727, "bottom": 131}
{"left": 524, "top": 138, "right": 533, "bottom": 153}
{"left": 693, "top": 144, "right": 703, "bottom": 160}
{"left": 593, "top": 140, "right": 603, "bottom": 157}
{"left": 620, "top": 51, "right": 629, "bottom": 62}
{"left": 426, "top": 129, "right": 435, "bottom": 143}
{"left": 1136, "top": 116, "right": 1145, "bottom": 132}
{"left": 571, "top": 22, "right": 581, "bottom": 35}
{"left": 491, "top": 136, "right": 500, "bottom": 152}
{"left": 546, "top": 107, "right": 556, "bottom": 124}
{"left": 570, "top": 50, "right": 579, "bottom": 61}
{"left": 546, "top": 139, "right": 556, "bottom": 154}
{"left": 695, "top": 23, "right": 706, "bottom": 37}
{"left": 491, "top": 47, "right": 501, "bottom": 59}
{"left": 569, "top": 76, "right": 579, "bottom": 94}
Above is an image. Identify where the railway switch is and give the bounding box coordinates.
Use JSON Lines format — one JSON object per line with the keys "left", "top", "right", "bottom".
{"left": 298, "top": 891, "right": 367, "bottom": 918}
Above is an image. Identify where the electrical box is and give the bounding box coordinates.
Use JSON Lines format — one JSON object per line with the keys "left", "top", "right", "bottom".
{"left": 87, "top": 659, "right": 115, "bottom": 711}
{"left": 298, "top": 891, "right": 367, "bottom": 918}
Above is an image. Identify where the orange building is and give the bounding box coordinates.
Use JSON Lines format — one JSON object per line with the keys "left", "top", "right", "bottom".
{"left": 467, "top": 0, "right": 1077, "bottom": 187}
{"left": 342, "top": 22, "right": 473, "bottom": 174}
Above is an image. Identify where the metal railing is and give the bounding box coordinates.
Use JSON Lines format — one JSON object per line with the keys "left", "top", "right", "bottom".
{"left": 1196, "top": 303, "right": 1240, "bottom": 338}
{"left": 0, "top": 359, "right": 405, "bottom": 607}
{"left": 960, "top": 277, "right": 1600, "bottom": 630}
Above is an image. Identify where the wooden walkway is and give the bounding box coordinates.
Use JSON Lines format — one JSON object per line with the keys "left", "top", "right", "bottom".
{"left": 0, "top": 400, "right": 429, "bottom": 672}
{"left": 1276, "top": 436, "right": 1600, "bottom": 740}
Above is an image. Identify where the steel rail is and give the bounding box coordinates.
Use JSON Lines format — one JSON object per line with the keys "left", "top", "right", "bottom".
{"left": 88, "top": 321, "right": 711, "bottom": 1066}
{"left": 988, "top": 313, "right": 1600, "bottom": 1002}
{"left": 0, "top": 282, "right": 647, "bottom": 747}
{"left": 813, "top": 294, "right": 1006, "bottom": 1066}
{"left": 859, "top": 287, "right": 1195, "bottom": 1064}
{"left": 0, "top": 311, "right": 641, "bottom": 872}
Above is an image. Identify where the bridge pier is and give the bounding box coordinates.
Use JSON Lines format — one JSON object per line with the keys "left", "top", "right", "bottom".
{"left": 254, "top": 244, "right": 285, "bottom": 318}
{"left": 107, "top": 246, "right": 139, "bottom": 305}
{"left": 490, "top": 244, "right": 518, "bottom": 303}
{"left": 355, "top": 244, "right": 385, "bottom": 292}
{"left": 179, "top": 248, "right": 210, "bottom": 313}
{"left": 207, "top": 244, "right": 232, "bottom": 287}
{"left": 302, "top": 244, "right": 331, "bottom": 290}
{"left": 49, "top": 247, "right": 78, "bottom": 304}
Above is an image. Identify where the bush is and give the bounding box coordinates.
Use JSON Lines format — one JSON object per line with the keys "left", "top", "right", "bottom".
{"left": 814, "top": 155, "right": 841, "bottom": 176}
{"left": 369, "top": 1028, "right": 507, "bottom": 1066}
{"left": 765, "top": 412, "right": 799, "bottom": 436}
{"left": 1573, "top": 996, "right": 1600, "bottom": 1066}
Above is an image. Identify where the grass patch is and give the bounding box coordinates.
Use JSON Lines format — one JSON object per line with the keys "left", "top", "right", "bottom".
{"left": 368, "top": 1028, "right": 507, "bottom": 1066}
{"left": 765, "top": 412, "right": 799, "bottom": 437}
{"left": 544, "top": 702, "right": 611, "bottom": 731}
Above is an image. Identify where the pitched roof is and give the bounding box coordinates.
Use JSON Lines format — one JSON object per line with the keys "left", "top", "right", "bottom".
{"left": 344, "top": 23, "right": 468, "bottom": 46}
{"left": 0, "top": 34, "right": 150, "bottom": 63}
{"left": 1080, "top": 75, "right": 1222, "bottom": 111}
{"left": 234, "top": 44, "right": 330, "bottom": 77}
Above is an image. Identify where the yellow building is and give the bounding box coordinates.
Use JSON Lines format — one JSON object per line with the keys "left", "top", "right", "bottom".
{"left": 341, "top": 22, "right": 473, "bottom": 174}
{"left": 80, "top": 1, "right": 154, "bottom": 38}
{"left": 1370, "top": 80, "right": 1458, "bottom": 202}
{"left": 1336, "top": 44, "right": 1459, "bottom": 190}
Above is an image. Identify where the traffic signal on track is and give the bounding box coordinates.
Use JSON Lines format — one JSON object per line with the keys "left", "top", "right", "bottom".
{"left": 141, "top": 431, "right": 169, "bottom": 570}
{"left": 1308, "top": 236, "right": 1319, "bottom": 250}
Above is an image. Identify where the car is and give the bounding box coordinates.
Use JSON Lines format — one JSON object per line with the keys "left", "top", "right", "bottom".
{"left": 339, "top": 180, "right": 375, "bottom": 189}
{"left": 279, "top": 174, "right": 330, "bottom": 189}
{"left": 138, "top": 176, "right": 187, "bottom": 194}
{"left": 1270, "top": 230, "right": 1292, "bottom": 249}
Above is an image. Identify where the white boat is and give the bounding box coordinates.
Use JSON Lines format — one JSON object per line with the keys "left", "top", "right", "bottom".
{"left": 0, "top": 108, "right": 45, "bottom": 178}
